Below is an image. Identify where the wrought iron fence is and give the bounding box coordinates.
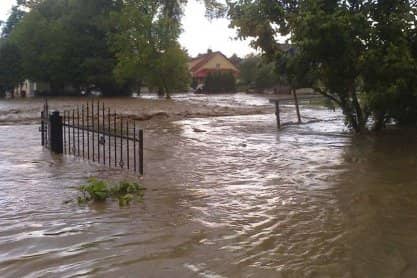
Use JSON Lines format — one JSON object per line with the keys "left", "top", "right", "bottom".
{"left": 40, "top": 98, "right": 144, "bottom": 176}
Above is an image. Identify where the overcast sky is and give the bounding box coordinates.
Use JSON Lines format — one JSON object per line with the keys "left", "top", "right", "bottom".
{"left": 0, "top": 0, "right": 256, "bottom": 57}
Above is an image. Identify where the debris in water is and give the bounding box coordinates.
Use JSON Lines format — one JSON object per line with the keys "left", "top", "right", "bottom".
{"left": 192, "top": 127, "right": 207, "bottom": 133}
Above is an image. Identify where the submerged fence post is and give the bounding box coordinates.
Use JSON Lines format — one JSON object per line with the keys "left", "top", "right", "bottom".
{"left": 293, "top": 88, "right": 302, "bottom": 124}
{"left": 275, "top": 101, "right": 281, "bottom": 130}
{"left": 139, "top": 129, "right": 144, "bottom": 175}
{"left": 41, "top": 111, "right": 46, "bottom": 146}
{"left": 48, "top": 111, "right": 63, "bottom": 154}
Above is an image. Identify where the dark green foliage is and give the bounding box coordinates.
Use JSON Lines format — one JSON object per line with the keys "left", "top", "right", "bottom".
{"left": 111, "top": 0, "right": 191, "bottom": 99}
{"left": 78, "top": 178, "right": 146, "bottom": 207}
{"left": 238, "top": 55, "right": 259, "bottom": 88}
{"left": 255, "top": 62, "right": 280, "bottom": 90}
{"left": 238, "top": 54, "right": 282, "bottom": 90}
{"left": 361, "top": 0, "right": 417, "bottom": 128}
{"left": 0, "top": 41, "right": 23, "bottom": 95}
{"left": 227, "top": 0, "right": 417, "bottom": 132}
{"left": 7, "top": 0, "right": 127, "bottom": 96}
{"left": 204, "top": 71, "right": 236, "bottom": 93}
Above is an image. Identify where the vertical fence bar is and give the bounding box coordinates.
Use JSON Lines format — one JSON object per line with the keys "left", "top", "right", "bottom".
{"left": 65, "top": 111, "right": 68, "bottom": 153}
{"left": 97, "top": 100, "right": 100, "bottom": 163}
{"left": 102, "top": 103, "right": 105, "bottom": 165}
{"left": 72, "top": 109, "right": 75, "bottom": 155}
{"left": 82, "top": 105, "right": 85, "bottom": 159}
{"left": 87, "top": 102, "right": 90, "bottom": 160}
{"left": 108, "top": 108, "right": 111, "bottom": 167}
{"left": 41, "top": 112, "right": 45, "bottom": 146}
{"left": 77, "top": 106, "right": 80, "bottom": 157}
{"left": 41, "top": 101, "right": 47, "bottom": 146}
{"left": 139, "top": 129, "right": 144, "bottom": 175}
{"left": 45, "top": 98, "right": 49, "bottom": 147}
{"left": 120, "top": 117, "right": 123, "bottom": 168}
{"left": 127, "top": 119, "right": 130, "bottom": 170}
{"left": 67, "top": 111, "right": 71, "bottom": 154}
{"left": 133, "top": 121, "right": 137, "bottom": 173}
{"left": 62, "top": 111, "right": 66, "bottom": 153}
{"left": 92, "top": 100, "right": 95, "bottom": 162}
{"left": 114, "top": 113, "right": 117, "bottom": 167}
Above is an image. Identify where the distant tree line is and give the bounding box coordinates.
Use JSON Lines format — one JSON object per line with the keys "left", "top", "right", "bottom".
{"left": 0, "top": 0, "right": 225, "bottom": 98}
{"left": 228, "top": 0, "right": 417, "bottom": 132}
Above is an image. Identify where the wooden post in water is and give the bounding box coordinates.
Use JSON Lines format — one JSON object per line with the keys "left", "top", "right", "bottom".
{"left": 275, "top": 101, "right": 281, "bottom": 130}
{"left": 293, "top": 88, "right": 301, "bottom": 123}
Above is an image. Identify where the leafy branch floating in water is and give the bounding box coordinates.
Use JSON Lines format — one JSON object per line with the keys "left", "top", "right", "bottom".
{"left": 77, "top": 178, "right": 146, "bottom": 207}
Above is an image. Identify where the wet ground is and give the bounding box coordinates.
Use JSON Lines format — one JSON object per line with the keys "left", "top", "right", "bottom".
{"left": 0, "top": 93, "right": 273, "bottom": 126}
{"left": 1, "top": 94, "right": 417, "bottom": 277}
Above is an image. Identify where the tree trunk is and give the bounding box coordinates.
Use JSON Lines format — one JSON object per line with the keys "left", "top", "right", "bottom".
{"left": 373, "top": 111, "right": 386, "bottom": 131}
{"left": 165, "top": 88, "right": 171, "bottom": 99}
{"left": 351, "top": 90, "right": 365, "bottom": 131}
{"left": 157, "top": 87, "right": 164, "bottom": 98}
{"left": 341, "top": 98, "right": 360, "bottom": 133}
{"left": 348, "top": 112, "right": 360, "bottom": 132}
{"left": 163, "top": 81, "right": 171, "bottom": 99}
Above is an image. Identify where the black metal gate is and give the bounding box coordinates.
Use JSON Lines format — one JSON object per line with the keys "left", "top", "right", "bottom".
{"left": 40, "top": 98, "right": 144, "bottom": 175}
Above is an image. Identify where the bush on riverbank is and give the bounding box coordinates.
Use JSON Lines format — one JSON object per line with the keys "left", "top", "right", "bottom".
{"left": 77, "top": 178, "right": 146, "bottom": 207}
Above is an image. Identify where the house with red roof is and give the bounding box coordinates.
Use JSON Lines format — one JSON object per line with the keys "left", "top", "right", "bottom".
{"left": 188, "top": 51, "right": 240, "bottom": 85}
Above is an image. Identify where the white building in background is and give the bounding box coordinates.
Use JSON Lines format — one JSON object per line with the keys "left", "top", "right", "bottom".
{"left": 12, "top": 80, "right": 50, "bottom": 97}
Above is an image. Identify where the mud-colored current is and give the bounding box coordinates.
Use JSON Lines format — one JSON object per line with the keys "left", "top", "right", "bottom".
{"left": 1, "top": 94, "right": 417, "bottom": 277}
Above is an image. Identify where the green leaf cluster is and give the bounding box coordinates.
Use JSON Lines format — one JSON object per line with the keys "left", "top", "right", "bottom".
{"left": 0, "top": 41, "right": 24, "bottom": 95}
{"left": 78, "top": 178, "right": 146, "bottom": 207}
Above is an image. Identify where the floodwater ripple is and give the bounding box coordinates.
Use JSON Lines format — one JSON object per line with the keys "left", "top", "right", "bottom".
{"left": 0, "top": 96, "right": 417, "bottom": 277}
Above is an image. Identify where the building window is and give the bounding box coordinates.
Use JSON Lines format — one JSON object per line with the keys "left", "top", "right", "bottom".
{"left": 216, "top": 63, "right": 220, "bottom": 69}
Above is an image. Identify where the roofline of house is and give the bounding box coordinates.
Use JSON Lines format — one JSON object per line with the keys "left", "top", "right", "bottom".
{"left": 190, "top": 51, "right": 238, "bottom": 73}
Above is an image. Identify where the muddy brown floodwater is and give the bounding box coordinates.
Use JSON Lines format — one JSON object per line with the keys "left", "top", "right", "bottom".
{"left": 1, "top": 93, "right": 417, "bottom": 277}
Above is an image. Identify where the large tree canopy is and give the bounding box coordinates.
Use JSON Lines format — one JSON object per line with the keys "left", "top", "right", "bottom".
{"left": 111, "top": 0, "right": 191, "bottom": 99}
{"left": 228, "top": 0, "right": 417, "bottom": 132}
{"left": 0, "top": 41, "right": 23, "bottom": 96}
{"left": 7, "top": 0, "right": 125, "bottom": 95}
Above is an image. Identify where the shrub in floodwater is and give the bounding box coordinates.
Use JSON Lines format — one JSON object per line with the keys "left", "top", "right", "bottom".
{"left": 77, "top": 178, "right": 145, "bottom": 206}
